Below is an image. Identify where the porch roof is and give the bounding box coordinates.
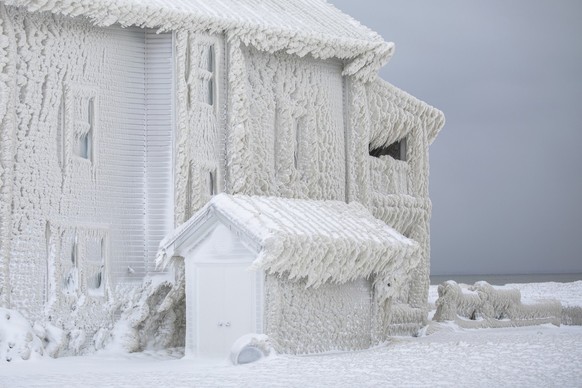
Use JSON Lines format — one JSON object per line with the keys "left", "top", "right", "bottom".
{"left": 157, "top": 193, "right": 420, "bottom": 288}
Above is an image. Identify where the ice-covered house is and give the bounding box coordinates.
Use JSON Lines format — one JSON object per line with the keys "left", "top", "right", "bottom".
{"left": 0, "top": 0, "right": 444, "bottom": 356}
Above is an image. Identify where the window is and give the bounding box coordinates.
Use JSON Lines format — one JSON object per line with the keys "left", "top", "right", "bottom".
{"left": 208, "top": 170, "right": 216, "bottom": 196}
{"left": 86, "top": 237, "right": 105, "bottom": 296}
{"left": 62, "top": 233, "right": 79, "bottom": 294}
{"left": 294, "top": 116, "right": 306, "bottom": 170}
{"left": 63, "top": 85, "right": 98, "bottom": 166}
{"left": 369, "top": 137, "right": 407, "bottom": 161}
{"left": 59, "top": 229, "right": 108, "bottom": 297}
{"left": 73, "top": 98, "right": 94, "bottom": 161}
{"left": 197, "top": 44, "right": 215, "bottom": 106}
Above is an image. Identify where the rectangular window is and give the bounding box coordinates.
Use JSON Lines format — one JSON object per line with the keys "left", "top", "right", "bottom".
{"left": 369, "top": 137, "right": 407, "bottom": 161}
{"left": 65, "top": 87, "right": 98, "bottom": 165}
{"left": 86, "top": 237, "right": 105, "bottom": 296}
{"left": 208, "top": 170, "right": 216, "bottom": 196}
{"left": 73, "top": 98, "right": 94, "bottom": 161}
{"left": 294, "top": 116, "right": 305, "bottom": 171}
{"left": 197, "top": 44, "right": 215, "bottom": 106}
{"left": 61, "top": 233, "right": 79, "bottom": 295}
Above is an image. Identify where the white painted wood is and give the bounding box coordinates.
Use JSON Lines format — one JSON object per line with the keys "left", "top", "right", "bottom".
{"left": 184, "top": 225, "right": 263, "bottom": 357}
{"left": 96, "top": 26, "right": 174, "bottom": 282}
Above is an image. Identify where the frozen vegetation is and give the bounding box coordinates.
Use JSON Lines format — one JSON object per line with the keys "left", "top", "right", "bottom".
{"left": 1, "top": 281, "right": 581, "bottom": 387}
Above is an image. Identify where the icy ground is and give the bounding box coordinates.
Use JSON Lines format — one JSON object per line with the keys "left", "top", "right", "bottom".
{"left": 2, "top": 282, "right": 582, "bottom": 387}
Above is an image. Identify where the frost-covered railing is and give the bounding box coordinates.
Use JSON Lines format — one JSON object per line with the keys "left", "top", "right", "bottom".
{"left": 433, "top": 281, "right": 561, "bottom": 328}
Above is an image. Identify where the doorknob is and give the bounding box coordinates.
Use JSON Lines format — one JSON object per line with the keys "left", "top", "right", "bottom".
{"left": 217, "top": 321, "right": 223, "bottom": 327}
{"left": 225, "top": 321, "right": 231, "bottom": 327}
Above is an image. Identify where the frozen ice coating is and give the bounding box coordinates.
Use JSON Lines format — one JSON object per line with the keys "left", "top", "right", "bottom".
{"left": 433, "top": 281, "right": 562, "bottom": 328}
{"left": 2, "top": 0, "right": 394, "bottom": 81}
{"left": 0, "top": 0, "right": 448, "bottom": 358}
{"left": 158, "top": 194, "right": 423, "bottom": 354}
{"left": 159, "top": 194, "right": 420, "bottom": 288}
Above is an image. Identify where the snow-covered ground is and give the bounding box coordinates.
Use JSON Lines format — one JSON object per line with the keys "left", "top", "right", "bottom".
{"left": 2, "top": 281, "right": 582, "bottom": 387}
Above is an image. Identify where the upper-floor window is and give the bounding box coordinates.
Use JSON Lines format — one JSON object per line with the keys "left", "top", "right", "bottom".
{"left": 73, "top": 97, "right": 94, "bottom": 161}
{"left": 62, "top": 85, "right": 99, "bottom": 167}
{"left": 198, "top": 44, "right": 215, "bottom": 106}
{"left": 369, "top": 137, "right": 407, "bottom": 161}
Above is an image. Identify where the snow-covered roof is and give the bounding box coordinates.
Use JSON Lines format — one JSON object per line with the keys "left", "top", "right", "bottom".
{"left": 3, "top": 0, "right": 394, "bottom": 81}
{"left": 368, "top": 77, "right": 445, "bottom": 147}
{"left": 157, "top": 194, "right": 420, "bottom": 288}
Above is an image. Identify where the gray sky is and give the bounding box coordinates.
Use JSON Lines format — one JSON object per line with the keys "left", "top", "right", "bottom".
{"left": 331, "top": 0, "right": 582, "bottom": 275}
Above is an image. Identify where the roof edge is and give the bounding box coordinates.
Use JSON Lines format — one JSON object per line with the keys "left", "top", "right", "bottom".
{"left": 3, "top": 0, "right": 394, "bottom": 81}
{"left": 370, "top": 77, "right": 445, "bottom": 145}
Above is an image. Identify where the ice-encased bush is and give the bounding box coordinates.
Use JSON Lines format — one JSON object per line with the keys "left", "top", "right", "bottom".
{"left": 433, "top": 281, "right": 562, "bottom": 328}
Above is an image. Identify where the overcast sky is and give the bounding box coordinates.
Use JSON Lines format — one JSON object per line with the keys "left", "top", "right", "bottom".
{"left": 331, "top": 0, "right": 582, "bottom": 275}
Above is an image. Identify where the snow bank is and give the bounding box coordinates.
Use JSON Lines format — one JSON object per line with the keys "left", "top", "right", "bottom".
{"left": 433, "top": 280, "right": 561, "bottom": 328}
{"left": 0, "top": 307, "right": 67, "bottom": 362}
{"left": 229, "top": 333, "right": 274, "bottom": 365}
{"left": 507, "top": 281, "right": 582, "bottom": 326}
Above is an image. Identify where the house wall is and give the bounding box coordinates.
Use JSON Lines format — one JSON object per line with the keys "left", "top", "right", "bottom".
{"left": 1, "top": 8, "right": 174, "bottom": 327}
{"left": 0, "top": 4, "right": 16, "bottom": 308}
{"left": 226, "top": 44, "right": 346, "bottom": 201}
{"left": 264, "top": 274, "right": 372, "bottom": 354}
{"left": 174, "top": 31, "right": 226, "bottom": 224}
{"left": 363, "top": 79, "right": 433, "bottom": 328}
{"left": 223, "top": 38, "right": 432, "bottom": 339}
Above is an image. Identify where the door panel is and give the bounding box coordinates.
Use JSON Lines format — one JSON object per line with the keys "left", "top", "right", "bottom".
{"left": 196, "top": 263, "right": 255, "bottom": 357}
{"left": 197, "top": 265, "right": 225, "bottom": 356}
{"left": 223, "top": 264, "right": 255, "bottom": 351}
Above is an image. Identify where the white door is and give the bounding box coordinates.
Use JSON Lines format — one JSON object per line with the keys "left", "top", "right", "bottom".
{"left": 197, "top": 263, "right": 255, "bottom": 357}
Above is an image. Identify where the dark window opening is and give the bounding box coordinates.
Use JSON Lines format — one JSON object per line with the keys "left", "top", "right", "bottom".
{"left": 207, "top": 44, "right": 214, "bottom": 72}
{"left": 369, "top": 137, "right": 407, "bottom": 161}
{"left": 207, "top": 78, "right": 214, "bottom": 106}
{"left": 208, "top": 170, "right": 216, "bottom": 196}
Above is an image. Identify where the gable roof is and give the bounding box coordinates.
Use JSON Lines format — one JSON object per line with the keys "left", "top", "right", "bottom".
{"left": 157, "top": 194, "right": 420, "bottom": 288}
{"left": 3, "top": 0, "right": 394, "bottom": 81}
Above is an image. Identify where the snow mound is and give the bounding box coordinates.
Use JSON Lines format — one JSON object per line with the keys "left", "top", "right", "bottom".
{"left": 0, "top": 308, "right": 42, "bottom": 362}
{"left": 229, "top": 333, "right": 274, "bottom": 365}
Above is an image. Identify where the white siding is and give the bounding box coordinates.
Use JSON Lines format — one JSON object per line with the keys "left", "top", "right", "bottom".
{"left": 90, "top": 26, "right": 175, "bottom": 282}
{"left": 145, "top": 31, "right": 175, "bottom": 274}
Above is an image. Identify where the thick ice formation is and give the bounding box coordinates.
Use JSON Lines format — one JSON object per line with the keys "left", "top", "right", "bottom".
{"left": 0, "top": 0, "right": 446, "bottom": 357}
{"left": 3, "top": 0, "right": 393, "bottom": 81}
{"left": 433, "top": 281, "right": 562, "bottom": 328}
{"left": 158, "top": 194, "right": 426, "bottom": 353}
{"left": 159, "top": 194, "right": 420, "bottom": 289}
